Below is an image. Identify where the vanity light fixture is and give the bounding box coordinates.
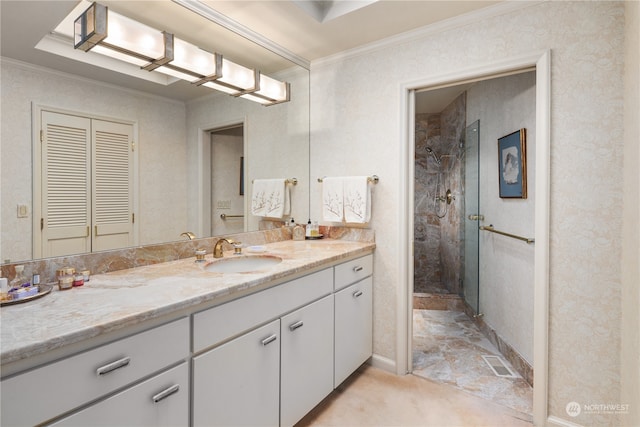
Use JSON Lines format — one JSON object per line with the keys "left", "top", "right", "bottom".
{"left": 241, "top": 72, "right": 291, "bottom": 105}
{"left": 73, "top": 2, "right": 289, "bottom": 105}
{"left": 74, "top": 2, "right": 174, "bottom": 70}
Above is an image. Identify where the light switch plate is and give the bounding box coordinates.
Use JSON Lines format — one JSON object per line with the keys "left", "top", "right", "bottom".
{"left": 17, "top": 204, "right": 28, "bottom": 218}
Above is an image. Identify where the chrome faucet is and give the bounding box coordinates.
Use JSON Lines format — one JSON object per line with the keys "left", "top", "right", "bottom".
{"left": 213, "top": 238, "right": 236, "bottom": 258}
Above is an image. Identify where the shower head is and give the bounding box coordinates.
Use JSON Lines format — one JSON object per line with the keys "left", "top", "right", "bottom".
{"left": 426, "top": 147, "right": 441, "bottom": 165}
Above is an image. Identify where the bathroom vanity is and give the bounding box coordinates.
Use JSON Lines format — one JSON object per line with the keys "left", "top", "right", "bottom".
{"left": 0, "top": 239, "right": 374, "bottom": 427}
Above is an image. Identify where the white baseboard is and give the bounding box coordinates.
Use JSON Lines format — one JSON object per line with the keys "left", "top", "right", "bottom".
{"left": 368, "top": 354, "right": 397, "bottom": 374}
{"left": 547, "top": 415, "right": 584, "bottom": 427}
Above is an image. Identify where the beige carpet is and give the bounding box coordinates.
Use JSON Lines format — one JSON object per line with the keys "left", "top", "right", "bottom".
{"left": 296, "top": 365, "right": 533, "bottom": 427}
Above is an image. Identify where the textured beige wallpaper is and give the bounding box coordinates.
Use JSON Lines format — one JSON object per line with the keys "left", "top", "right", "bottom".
{"left": 310, "top": 1, "right": 626, "bottom": 425}
{"left": 0, "top": 60, "right": 188, "bottom": 262}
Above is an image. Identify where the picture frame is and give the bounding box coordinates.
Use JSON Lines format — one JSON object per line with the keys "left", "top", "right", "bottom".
{"left": 497, "top": 128, "right": 527, "bottom": 199}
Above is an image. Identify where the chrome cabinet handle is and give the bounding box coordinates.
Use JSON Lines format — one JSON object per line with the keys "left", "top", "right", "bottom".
{"left": 353, "top": 290, "right": 363, "bottom": 298}
{"left": 96, "top": 356, "right": 131, "bottom": 376}
{"left": 261, "top": 334, "right": 277, "bottom": 346}
{"left": 289, "top": 321, "right": 304, "bottom": 331}
{"left": 152, "top": 384, "right": 180, "bottom": 403}
{"left": 353, "top": 266, "right": 364, "bottom": 272}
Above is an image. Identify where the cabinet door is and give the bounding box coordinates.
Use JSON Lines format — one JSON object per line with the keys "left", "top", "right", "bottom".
{"left": 334, "top": 277, "right": 373, "bottom": 387}
{"left": 50, "top": 362, "right": 188, "bottom": 427}
{"left": 193, "top": 319, "right": 280, "bottom": 427}
{"left": 280, "top": 295, "right": 334, "bottom": 427}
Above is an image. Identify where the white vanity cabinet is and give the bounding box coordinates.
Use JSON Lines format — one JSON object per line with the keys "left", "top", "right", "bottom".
{"left": 192, "top": 268, "right": 335, "bottom": 427}
{"left": 334, "top": 254, "right": 374, "bottom": 387}
{"left": 193, "top": 320, "right": 281, "bottom": 427}
{"left": 334, "top": 276, "right": 373, "bottom": 386}
{"left": 50, "top": 362, "right": 189, "bottom": 427}
{"left": 280, "top": 294, "right": 334, "bottom": 427}
{"left": 0, "top": 317, "right": 189, "bottom": 427}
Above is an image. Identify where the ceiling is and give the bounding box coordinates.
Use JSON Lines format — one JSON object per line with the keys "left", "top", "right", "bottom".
{"left": 0, "top": 0, "right": 500, "bottom": 104}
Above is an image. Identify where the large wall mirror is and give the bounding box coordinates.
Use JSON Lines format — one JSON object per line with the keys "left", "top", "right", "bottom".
{"left": 1, "top": 0, "right": 310, "bottom": 264}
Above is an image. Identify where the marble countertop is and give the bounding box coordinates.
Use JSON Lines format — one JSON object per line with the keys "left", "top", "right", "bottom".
{"left": 1, "top": 239, "right": 374, "bottom": 367}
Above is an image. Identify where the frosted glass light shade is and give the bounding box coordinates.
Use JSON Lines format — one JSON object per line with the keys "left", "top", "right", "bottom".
{"left": 201, "top": 58, "right": 256, "bottom": 94}
{"left": 103, "top": 12, "right": 166, "bottom": 60}
{"left": 155, "top": 38, "right": 218, "bottom": 82}
{"left": 242, "top": 73, "right": 290, "bottom": 105}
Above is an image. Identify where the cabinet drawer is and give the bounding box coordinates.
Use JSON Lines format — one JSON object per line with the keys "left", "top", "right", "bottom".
{"left": 50, "top": 362, "right": 189, "bottom": 427}
{"left": 334, "top": 254, "right": 373, "bottom": 291}
{"left": 193, "top": 268, "right": 332, "bottom": 353}
{"left": 1, "top": 317, "right": 189, "bottom": 427}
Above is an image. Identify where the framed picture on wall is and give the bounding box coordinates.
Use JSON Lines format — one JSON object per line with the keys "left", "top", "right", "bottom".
{"left": 498, "top": 129, "right": 527, "bottom": 199}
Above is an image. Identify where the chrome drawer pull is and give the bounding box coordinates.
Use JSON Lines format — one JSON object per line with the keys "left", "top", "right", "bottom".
{"left": 352, "top": 266, "right": 364, "bottom": 272}
{"left": 289, "top": 321, "right": 304, "bottom": 331}
{"left": 261, "top": 334, "right": 277, "bottom": 346}
{"left": 353, "top": 290, "right": 363, "bottom": 298}
{"left": 152, "top": 384, "right": 180, "bottom": 403}
{"left": 96, "top": 356, "right": 131, "bottom": 376}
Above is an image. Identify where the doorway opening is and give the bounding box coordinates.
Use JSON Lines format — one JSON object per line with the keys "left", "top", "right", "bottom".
{"left": 399, "top": 51, "right": 551, "bottom": 426}
{"left": 411, "top": 72, "right": 535, "bottom": 417}
{"left": 209, "top": 124, "right": 245, "bottom": 237}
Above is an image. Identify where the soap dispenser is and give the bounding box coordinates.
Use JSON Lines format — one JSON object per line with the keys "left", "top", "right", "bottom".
{"left": 292, "top": 223, "right": 305, "bottom": 241}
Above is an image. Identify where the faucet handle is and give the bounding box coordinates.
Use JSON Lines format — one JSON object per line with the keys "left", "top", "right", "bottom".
{"left": 233, "top": 242, "right": 243, "bottom": 255}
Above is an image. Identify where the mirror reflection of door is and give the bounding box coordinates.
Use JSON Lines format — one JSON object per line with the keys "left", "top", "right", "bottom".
{"left": 210, "top": 125, "right": 244, "bottom": 236}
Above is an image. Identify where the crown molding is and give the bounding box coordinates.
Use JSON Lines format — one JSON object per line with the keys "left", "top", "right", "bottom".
{"left": 311, "top": 1, "right": 542, "bottom": 69}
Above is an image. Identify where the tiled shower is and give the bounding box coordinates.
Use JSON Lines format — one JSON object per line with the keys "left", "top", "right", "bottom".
{"left": 414, "top": 93, "right": 465, "bottom": 296}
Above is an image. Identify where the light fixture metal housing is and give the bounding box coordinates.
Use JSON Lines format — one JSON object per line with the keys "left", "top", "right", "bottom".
{"left": 73, "top": 2, "right": 289, "bottom": 106}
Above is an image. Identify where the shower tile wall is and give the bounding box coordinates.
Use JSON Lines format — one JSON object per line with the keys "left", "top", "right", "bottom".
{"left": 414, "top": 94, "right": 465, "bottom": 295}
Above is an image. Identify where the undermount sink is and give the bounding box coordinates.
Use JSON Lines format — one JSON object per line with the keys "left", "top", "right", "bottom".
{"left": 204, "top": 255, "right": 282, "bottom": 273}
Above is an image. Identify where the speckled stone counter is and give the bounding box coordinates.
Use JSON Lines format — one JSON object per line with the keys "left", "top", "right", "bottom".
{"left": 1, "top": 238, "right": 374, "bottom": 372}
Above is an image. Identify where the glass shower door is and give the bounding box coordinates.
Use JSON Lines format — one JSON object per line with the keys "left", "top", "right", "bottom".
{"left": 463, "top": 120, "right": 480, "bottom": 314}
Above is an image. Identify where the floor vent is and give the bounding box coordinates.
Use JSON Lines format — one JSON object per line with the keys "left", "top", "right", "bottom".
{"left": 482, "top": 355, "right": 518, "bottom": 378}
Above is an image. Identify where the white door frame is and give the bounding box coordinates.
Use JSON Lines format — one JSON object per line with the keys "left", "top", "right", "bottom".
{"left": 397, "top": 50, "right": 550, "bottom": 426}
{"left": 196, "top": 117, "right": 248, "bottom": 238}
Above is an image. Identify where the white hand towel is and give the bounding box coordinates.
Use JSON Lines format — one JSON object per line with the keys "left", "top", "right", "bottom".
{"left": 343, "top": 176, "right": 371, "bottom": 223}
{"left": 251, "top": 179, "right": 289, "bottom": 218}
{"left": 322, "top": 177, "right": 344, "bottom": 222}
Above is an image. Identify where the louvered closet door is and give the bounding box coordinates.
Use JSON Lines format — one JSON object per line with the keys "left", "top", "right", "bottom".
{"left": 41, "top": 111, "right": 91, "bottom": 257}
{"left": 92, "top": 119, "right": 134, "bottom": 252}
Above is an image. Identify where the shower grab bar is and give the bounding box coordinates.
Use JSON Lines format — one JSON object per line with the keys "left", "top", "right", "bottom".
{"left": 479, "top": 225, "right": 534, "bottom": 244}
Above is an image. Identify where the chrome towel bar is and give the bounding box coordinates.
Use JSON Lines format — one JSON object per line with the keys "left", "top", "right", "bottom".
{"left": 317, "top": 175, "right": 379, "bottom": 184}
{"left": 220, "top": 214, "right": 244, "bottom": 220}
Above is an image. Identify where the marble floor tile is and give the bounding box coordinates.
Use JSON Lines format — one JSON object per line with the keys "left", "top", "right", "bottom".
{"left": 412, "top": 309, "right": 533, "bottom": 418}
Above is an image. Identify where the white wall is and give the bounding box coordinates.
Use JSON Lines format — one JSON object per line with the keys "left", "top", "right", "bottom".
{"left": 311, "top": 1, "right": 626, "bottom": 425}
{"left": 467, "top": 72, "right": 536, "bottom": 364}
{"left": 0, "top": 59, "right": 188, "bottom": 262}
{"left": 185, "top": 67, "right": 309, "bottom": 235}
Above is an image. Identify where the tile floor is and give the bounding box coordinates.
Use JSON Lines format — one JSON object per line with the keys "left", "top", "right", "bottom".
{"left": 412, "top": 309, "right": 533, "bottom": 418}
{"left": 296, "top": 364, "right": 533, "bottom": 427}
{"left": 296, "top": 309, "right": 534, "bottom": 427}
